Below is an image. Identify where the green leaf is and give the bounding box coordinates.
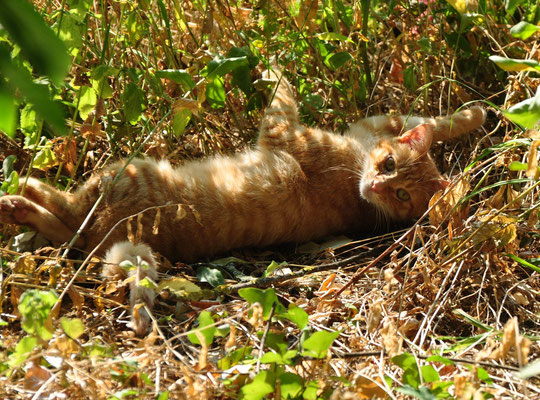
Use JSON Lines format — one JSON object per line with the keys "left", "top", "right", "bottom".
{"left": 403, "top": 65, "right": 418, "bottom": 91}
{"left": 3, "top": 155, "right": 16, "bottom": 178}
{"left": 0, "top": 83, "right": 16, "bottom": 137}
{"left": 453, "top": 309, "right": 494, "bottom": 331}
{"left": 155, "top": 69, "right": 195, "bottom": 91}
{"left": 201, "top": 56, "right": 249, "bottom": 80}
{"left": 91, "top": 65, "right": 118, "bottom": 99}
{"left": 279, "top": 372, "right": 304, "bottom": 399}
{"left": 302, "top": 380, "right": 319, "bottom": 400}
{"left": 420, "top": 365, "right": 439, "bottom": 383}
{"left": 282, "top": 303, "right": 308, "bottom": 330}
{"left": 508, "top": 161, "right": 528, "bottom": 171}
{"left": 155, "top": 392, "right": 170, "bottom": 400}
{"left": 238, "top": 288, "right": 285, "bottom": 319}
{"left": 68, "top": 0, "right": 92, "bottom": 23}
{"left": 8, "top": 336, "right": 39, "bottom": 368}
{"left": 0, "top": 44, "right": 65, "bottom": 134}
{"left": 77, "top": 86, "right": 97, "bottom": 120}
{"left": 0, "top": 1, "right": 70, "bottom": 85}
{"left": 239, "top": 370, "right": 275, "bottom": 400}
{"left": 60, "top": 317, "right": 85, "bottom": 340}
{"left": 391, "top": 353, "right": 421, "bottom": 389}
{"left": 20, "top": 104, "right": 42, "bottom": 136}
{"left": 327, "top": 51, "right": 353, "bottom": 70}
{"left": 477, "top": 367, "right": 493, "bottom": 384}
{"left": 138, "top": 277, "right": 158, "bottom": 289}
{"left": 206, "top": 76, "right": 226, "bottom": 108}
{"left": 504, "top": 253, "right": 540, "bottom": 273}
{"left": 504, "top": 0, "right": 526, "bottom": 14}
{"left": 489, "top": 55, "right": 540, "bottom": 72}
{"left": 510, "top": 21, "right": 540, "bottom": 40}
{"left": 301, "top": 330, "right": 339, "bottom": 358}
{"left": 260, "top": 351, "right": 283, "bottom": 364}
{"left": 187, "top": 311, "right": 216, "bottom": 346}
{"left": 18, "top": 289, "right": 59, "bottom": 340}
{"left": 395, "top": 385, "right": 437, "bottom": 400}
{"left": 425, "top": 355, "right": 455, "bottom": 366}
{"left": 54, "top": 14, "right": 83, "bottom": 56}
{"left": 196, "top": 266, "right": 225, "bottom": 287}
{"left": 503, "top": 87, "right": 540, "bottom": 130}
{"left": 1, "top": 170, "right": 19, "bottom": 195}
{"left": 122, "top": 83, "right": 145, "bottom": 124}
{"left": 263, "top": 260, "right": 287, "bottom": 278}
{"left": 172, "top": 108, "right": 192, "bottom": 137}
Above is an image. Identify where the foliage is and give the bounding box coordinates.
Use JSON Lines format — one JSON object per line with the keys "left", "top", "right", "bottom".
{"left": 0, "top": 0, "right": 539, "bottom": 398}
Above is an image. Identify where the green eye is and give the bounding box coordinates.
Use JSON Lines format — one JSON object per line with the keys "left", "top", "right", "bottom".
{"left": 383, "top": 156, "right": 396, "bottom": 172}
{"left": 397, "top": 188, "right": 410, "bottom": 201}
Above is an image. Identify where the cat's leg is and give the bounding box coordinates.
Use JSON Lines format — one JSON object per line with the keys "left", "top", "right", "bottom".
{"left": 258, "top": 68, "right": 300, "bottom": 149}
{"left": 0, "top": 195, "right": 80, "bottom": 245}
{"left": 426, "top": 106, "right": 486, "bottom": 142}
{"left": 102, "top": 241, "right": 159, "bottom": 336}
{"left": 349, "top": 106, "right": 486, "bottom": 143}
{"left": 0, "top": 176, "right": 99, "bottom": 246}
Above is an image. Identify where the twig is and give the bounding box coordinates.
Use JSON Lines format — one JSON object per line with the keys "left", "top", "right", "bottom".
{"left": 256, "top": 303, "right": 276, "bottom": 374}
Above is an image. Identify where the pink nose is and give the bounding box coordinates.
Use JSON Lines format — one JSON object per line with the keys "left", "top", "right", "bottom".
{"left": 370, "top": 181, "right": 384, "bottom": 194}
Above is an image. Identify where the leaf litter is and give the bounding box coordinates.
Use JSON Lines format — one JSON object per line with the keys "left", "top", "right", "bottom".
{"left": 1, "top": 1, "right": 540, "bottom": 399}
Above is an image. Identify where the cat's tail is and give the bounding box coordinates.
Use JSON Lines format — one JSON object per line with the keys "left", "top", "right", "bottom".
{"left": 258, "top": 68, "right": 300, "bottom": 147}
{"left": 405, "top": 106, "right": 487, "bottom": 142}
{"left": 102, "top": 241, "right": 159, "bottom": 336}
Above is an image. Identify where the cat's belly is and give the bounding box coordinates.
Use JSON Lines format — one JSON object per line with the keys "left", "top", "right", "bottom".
{"left": 82, "top": 152, "right": 376, "bottom": 262}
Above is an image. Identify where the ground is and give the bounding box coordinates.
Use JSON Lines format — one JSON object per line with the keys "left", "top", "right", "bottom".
{"left": 0, "top": 1, "right": 539, "bottom": 399}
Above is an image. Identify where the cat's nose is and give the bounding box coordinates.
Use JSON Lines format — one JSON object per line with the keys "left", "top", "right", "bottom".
{"left": 370, "top": 181, "right": 384, "bottom": 194}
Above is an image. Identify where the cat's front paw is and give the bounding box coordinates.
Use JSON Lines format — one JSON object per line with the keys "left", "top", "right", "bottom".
{"left": 0, "top": 196, "right": 34, "bottom": 225}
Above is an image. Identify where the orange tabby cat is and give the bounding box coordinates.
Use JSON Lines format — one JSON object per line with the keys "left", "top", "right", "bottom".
{"left": 0, "top": 70, "right": 486, "bottom": 334}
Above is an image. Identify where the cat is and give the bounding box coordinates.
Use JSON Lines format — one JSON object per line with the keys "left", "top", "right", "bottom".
{"left": 0, "top": 70, "right": 486, "bottom": 334}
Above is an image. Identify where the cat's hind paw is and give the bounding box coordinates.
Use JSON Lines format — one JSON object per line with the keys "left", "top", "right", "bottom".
{"left": 0, "top": 196, "right": 35, "bottom": 225}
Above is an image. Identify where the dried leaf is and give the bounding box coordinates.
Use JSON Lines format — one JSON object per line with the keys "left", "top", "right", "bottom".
{"left": 526, "top": 140, "right": 540, "bottom": 179}
{"left": 176, "top": 204, "right": 187, "bottom": 220}
{"left": 126, "top": 216, "right": 134, "bottom": 243}
{"left": 157, "top": 277, "right": 201, "bottom": 297}
{"left": 135, "top": 213, "right": 144, "bottom": 244}
{"left": 473, "top": 214, "right": 518, "bottom": 249}
{"left": 380, "top": 319, "right": 402, "bottom": 357}
{"left": 225, "top": 323, "right": 237, "bottom": 351}
{"left": 366, "top": 301, "right": 383, "bottom": 333}
{"left": 490, "top": 317, "right": 531, "bottom": 362}
{"left": 355, "top": 375, "right": 388, "bottom": 399}
{"left": 24, "top": 364, "right": 52, "bottom": 392}
{"left": 152, "top": 208, "right": 161, "bottom": 235}
{"left": 68, "top": 286, "right": 85, "bottom": 311}
{"left": 195, "top": 329, "right": 208, "bottom": 370}
{"left": 173, "top": 98, "right": 199, "bottom": 116}
{"left": 13, "top": 253, "right": 37, "bottom": 274}
{"left": 429, "top": 178, "right": 469, "bottom": 227}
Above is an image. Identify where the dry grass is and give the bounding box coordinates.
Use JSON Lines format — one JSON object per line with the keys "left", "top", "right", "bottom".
{"left": 1, "top": 0, "right": 539, "bottom": 398}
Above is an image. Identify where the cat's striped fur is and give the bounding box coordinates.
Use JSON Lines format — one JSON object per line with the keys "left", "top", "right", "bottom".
{"left": 0, "top": 70, "right": 486, "bottom": 334}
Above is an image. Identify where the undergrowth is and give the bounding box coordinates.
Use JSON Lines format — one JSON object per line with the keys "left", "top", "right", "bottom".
{"left": 0, "top": 0, "right": 540, "bottom": 399}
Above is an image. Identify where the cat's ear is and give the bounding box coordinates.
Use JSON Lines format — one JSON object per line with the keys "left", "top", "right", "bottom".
{"left": 398, "top": 124, "right": 433, "bottom": 154}
{"left": 433, "top": 179, "right": 450, "bottom": 192}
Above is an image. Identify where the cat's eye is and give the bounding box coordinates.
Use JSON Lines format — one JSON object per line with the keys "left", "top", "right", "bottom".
{"left": 397, "top": 188, "right": 410, "bottom": 201}
{"left": 383, "top": 156, "right": 396, "bottom": 173}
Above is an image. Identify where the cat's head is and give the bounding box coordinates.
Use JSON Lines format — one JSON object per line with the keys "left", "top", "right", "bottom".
{"left": 360, "top": 124, "right": 449, "bottom": 221}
